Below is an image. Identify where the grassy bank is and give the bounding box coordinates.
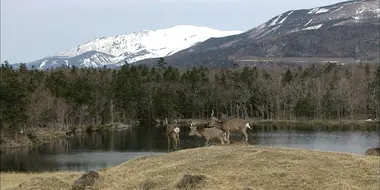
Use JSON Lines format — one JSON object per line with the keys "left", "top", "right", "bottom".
{"left": 1, "top": 145, "right": 379, "bottom": 190}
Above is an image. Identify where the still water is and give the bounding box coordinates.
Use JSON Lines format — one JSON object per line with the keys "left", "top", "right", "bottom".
{"left": 1, "top": 124, "right": 379, "bottom": 172}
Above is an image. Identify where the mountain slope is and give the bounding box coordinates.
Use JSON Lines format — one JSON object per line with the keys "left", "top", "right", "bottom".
{"left": 26, "top": 25, "right": 242, "bottom": 69}
{"left": 135, "top": 0, "right": 380, "bottom": 68}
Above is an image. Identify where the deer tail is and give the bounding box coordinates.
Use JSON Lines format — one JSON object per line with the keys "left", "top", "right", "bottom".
{"left": 246, "top": 122, "right": 252, "bottom": 129}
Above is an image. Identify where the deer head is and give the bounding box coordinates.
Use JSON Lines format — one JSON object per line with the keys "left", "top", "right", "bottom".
{"left": 188, "top": 121, "right": 199, "bottom": 136}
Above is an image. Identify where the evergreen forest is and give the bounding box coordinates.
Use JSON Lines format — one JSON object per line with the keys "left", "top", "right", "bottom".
{"left": 1, "top": 60, "right": 379, "bottom": 133}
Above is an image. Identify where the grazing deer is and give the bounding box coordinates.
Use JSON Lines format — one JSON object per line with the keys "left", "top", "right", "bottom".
{"left": 365, "top": 147, "right": 380, "bottom": 156}
{"left": 188, "top": 121, "right": 227, "bottom": 146}
{"left": 163, "top": 118, "right": 180, "bottom": 152}
{"left": 213, "top": 117, "right": 252, "bottom": 144}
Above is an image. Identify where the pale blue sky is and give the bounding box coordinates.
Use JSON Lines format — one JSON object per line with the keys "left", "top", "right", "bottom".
{"left": 1, "top": 0, "right": 343, "bottom": 63}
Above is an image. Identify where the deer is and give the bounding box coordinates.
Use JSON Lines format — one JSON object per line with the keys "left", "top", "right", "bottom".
{"left": 210, "top": 111, "right": 252, "bottom": 144}
{"left": 188, "top": 121, "right": 227, "bottom": 146}
{"left": 163, "top": 118, "right": 180, "bottom": 152}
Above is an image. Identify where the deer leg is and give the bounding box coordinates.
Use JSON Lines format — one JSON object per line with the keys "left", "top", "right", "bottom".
{"left": 177, "top": 133, "right": 181, "bottom": 150}
{"left": 226, "top": 131, "right": 231, "bottom": 144}
{"left": 173, "top": 138, "right": 178, "bottom": 151}
{"left": 167, "top": 136, "right": 171, "bottom": 152}
{"left": 223, "top": 132, "right": 227, "bottom": 142}
{"left": 242, "top": 129, "right": 249, "bottom": 144}
{"left": 220, "top": 137, "right": 224, "bottom": 145}
{"left": 204, "top": 138, "right": 210, "bottom": 147}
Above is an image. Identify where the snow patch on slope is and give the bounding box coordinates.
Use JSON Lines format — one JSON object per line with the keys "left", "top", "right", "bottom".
{"left": 331, "top": 6, "right": 344, "bottom": 13}
{"left": 308, "top": 7, "right": 330, "bottom": 14}
{"left": 304, "top": 19, "right": 313, "bottom": 26}
{"left": 302, "top": 24, "right": 323, "bottom": 31}
{"left": 279, "top": 11, "right": 294, "bottom": 24}
{"left": 316, "top": 8, "right": 330, "bottom": 14}
{"left": 269, "top": 14, "right": 282, "bottom": 26}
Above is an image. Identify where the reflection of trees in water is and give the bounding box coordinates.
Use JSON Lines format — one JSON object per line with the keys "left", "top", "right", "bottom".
{"left": 37, "top": 139, "right": 70, "bottom": 154}
{"left": 64, "top": 128, "right": 160, "bottom": 151}
{"left": 1, "top": 147, "right": 60, "bottom": 172}
{"left": 251, "top": 124, "right": 379, "bottom": 145}
{"left": 0, "top": 128, "right": 171, "bottom": 172}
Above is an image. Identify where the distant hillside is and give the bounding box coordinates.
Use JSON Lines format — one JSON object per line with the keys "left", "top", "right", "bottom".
{"left": 135, "top": 0, "right": 380, "bottom": 68}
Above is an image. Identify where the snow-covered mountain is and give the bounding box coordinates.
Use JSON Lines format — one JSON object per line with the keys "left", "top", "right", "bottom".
{"left": 244, "top": 0, "right": 380, "bottom": 40}
{"left": 133, "top": 0, "right": 379, "bottom": 68}
{"left": 28, "top": 25, "right": 242, "bottom": 69}
{"left": 179, "top": 0, "right": 380, "bottom": 54}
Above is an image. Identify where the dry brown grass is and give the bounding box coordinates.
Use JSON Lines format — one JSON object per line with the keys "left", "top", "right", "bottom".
{"left": 0, "top": 172, "right": 79, "bottom": 190}
{"left": 1, "top": 145, "right": 379, "bottom": 190}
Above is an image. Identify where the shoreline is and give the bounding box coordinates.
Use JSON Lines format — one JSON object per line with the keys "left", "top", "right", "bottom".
{"left": 0, "top": 130, "right": 68, "bottom": 150}
{"left": 250, "top": 119, "right": 380, "bottom": 125}
{"left": 1, "top": 145, "right": 378, "bottom": 190}
{"left": 177, "top": 118, "right": 380, "bottom": 126}
{"left": 1, "top": 119, "right": 378, "bottom": 150}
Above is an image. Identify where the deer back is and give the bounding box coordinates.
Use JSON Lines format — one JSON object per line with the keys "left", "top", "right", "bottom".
{"left": 202, "top": 127, "right": 225, "bottom": 138}
{"left": 189, "top": 121, "right": 219, "bottom": 137}
{"left": 219, "top": 118, "right": 248, "bottom": 131}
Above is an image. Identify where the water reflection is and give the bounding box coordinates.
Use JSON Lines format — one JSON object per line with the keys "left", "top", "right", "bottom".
{"left": 1, "top": 124, "right": 379, "bottom": 172}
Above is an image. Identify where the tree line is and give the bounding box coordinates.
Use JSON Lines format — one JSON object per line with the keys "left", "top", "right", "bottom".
{"left": 1, "top": 60, "right": 379, "bottom": 133}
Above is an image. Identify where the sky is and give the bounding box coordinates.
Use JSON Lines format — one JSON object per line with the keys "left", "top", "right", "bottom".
{"left": 1, "top": 0, "right": 343, "bottom": 63}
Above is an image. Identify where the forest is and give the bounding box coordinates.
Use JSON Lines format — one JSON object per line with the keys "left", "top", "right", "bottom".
{"left": 1, "top": 60, "right": 380, "bottom": 134}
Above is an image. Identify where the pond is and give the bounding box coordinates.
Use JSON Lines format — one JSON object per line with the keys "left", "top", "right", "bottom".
{"left": 1, "top": 124, "right": 379, "bottom": 172}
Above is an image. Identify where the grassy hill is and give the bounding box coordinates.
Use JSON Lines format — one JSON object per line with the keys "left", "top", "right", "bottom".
{"left": 1, "top": 145, "right": 379, "bottom": 190}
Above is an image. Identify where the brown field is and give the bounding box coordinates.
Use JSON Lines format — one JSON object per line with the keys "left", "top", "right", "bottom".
{"left": 1, "top": 145, "right": 379, "bottom": 190}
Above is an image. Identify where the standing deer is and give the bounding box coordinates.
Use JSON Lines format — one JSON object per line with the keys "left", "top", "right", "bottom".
{"left": 188, "top": 121, "right": 227, "bottom": 146}
{"left": 163, "top": 118, "right": 180, "bottom": 152}
{"left": 213, "top": 117, "right": 252, "bottom": 144}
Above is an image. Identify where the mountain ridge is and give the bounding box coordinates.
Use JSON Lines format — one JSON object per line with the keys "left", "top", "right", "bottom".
{"left": 133, "top": 0, "right": 380, "bottom": 68}
{"left": 17, "top": 0, "right": 380, "bottom": 69}
{"left": 26, "top": 25, "right": 242, "bottom": 69}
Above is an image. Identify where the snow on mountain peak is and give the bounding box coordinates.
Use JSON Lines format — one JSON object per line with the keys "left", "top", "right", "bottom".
{"left": 57, "top": 25, "right": 242, "bottom": 64}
